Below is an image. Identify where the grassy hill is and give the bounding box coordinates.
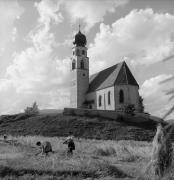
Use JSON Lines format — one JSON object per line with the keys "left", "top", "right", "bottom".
{"left": 0, "top": 113, "right": 174, "bottom": 179}
{"left": 0, "top": 113, "right": 159, "bottom": 141}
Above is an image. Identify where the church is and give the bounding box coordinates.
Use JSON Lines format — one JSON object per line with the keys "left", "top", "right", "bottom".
{"left": 70, "top": 29, "right": 141, "bottom": 112}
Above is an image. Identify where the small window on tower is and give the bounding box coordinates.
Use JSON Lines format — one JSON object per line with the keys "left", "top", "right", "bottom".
{"left": 73, "top": 51, "right": 75, "bottom": 55}
{"left": 82, "top": 50, "right": 85, "bottom": 55}
{"left": 72, "top": 60, "right": 76, "bottom": 70}
{"left": 81, "top": 60, "right": 85, "bottom": 69}
{"left": 76, "top": 49, "right": 80, "bottom": 56}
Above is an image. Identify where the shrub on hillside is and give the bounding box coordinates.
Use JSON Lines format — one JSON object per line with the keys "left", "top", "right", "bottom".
{"left": 139, "top": 96, "right": 144, "bottom": 113}
{"left": 24, "top": 102, "right": 39, "bottom": 116}
{"left": 124, "top": 104, "right": 135, "bottom": 114}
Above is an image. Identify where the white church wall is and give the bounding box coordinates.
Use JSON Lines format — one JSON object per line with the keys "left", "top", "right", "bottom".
{"left": 86, "top": 86, "right": 115, "bottom": 110}
{"left": 114, "top": 85, "right": 140, "bottom": 111}
{"left": 96, "top": 87, "right": 115, "bottom": 110}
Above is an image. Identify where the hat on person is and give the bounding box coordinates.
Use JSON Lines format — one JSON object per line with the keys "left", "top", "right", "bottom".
{"left": 66, "top": 136, "right": 74, "bottom": 140}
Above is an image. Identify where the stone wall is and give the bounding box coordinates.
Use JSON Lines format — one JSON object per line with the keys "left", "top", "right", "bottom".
{"left": 63, "top": 108, "right": 158, "bottom": 123}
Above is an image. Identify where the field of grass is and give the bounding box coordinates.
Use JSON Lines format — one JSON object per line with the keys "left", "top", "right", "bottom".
{"left": 0, "top": 135, "right": 163, "bottom": 180}
{"left": 0, "top": 113, "right": 173, "bottom": 179}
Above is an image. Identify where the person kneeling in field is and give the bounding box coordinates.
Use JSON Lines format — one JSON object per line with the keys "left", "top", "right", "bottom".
{"left": 36, "top": 141, "right": 53, "bottom": 156}
{"left": 63, "top": 136, "right": 75, "bottom": 155}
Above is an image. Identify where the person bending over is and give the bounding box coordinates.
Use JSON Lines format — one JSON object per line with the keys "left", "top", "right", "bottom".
{"left": 36, "top": 141, "right": 53, "bottom": 156}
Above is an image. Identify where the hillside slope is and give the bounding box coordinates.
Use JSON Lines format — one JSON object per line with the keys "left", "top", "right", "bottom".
{"left": 0, "top": 113, "right": 158, "bottom": 141}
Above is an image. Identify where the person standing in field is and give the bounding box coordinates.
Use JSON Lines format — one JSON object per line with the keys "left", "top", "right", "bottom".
{"left": 36, "top": 141, "right": 53, "bottom": 156}
{"left": 63, "top": 136, "right": 75, "bottom": 156}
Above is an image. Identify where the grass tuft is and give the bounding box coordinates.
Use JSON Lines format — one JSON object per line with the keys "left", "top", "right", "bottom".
{"left": 94, "top": 146, "right": 116, "bottom": 156}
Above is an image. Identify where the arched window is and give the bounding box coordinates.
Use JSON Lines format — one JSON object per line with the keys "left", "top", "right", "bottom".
{"left": 80, "top": 60, "right": 85, "bottom": 69}
{"left": 72, "top": 60, "right": 76, "bottom": 70}
{"left": 99, "top": 95, "right": 102, "bottom": 107}
{"left": 119, "top": 90, "right": 124, "bottom": 103}
{"left": 76, "top": 49, "right": 80, "bottom": 56}
{"left": 108, "top": 91, "right": 111, "bottom": 105}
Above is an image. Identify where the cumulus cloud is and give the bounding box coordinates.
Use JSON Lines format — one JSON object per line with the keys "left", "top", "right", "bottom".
{"left": 64, "top": 0, "right": 128, "bottom": 31}
{"left": 35, "top": 0, "right": 63, "bottom": 26}
{"left": 0, "top": 0, "right": 70, "bottom": 114}
{"left": 1, "top": 1, "right": 174, "bottom": 117}
{"left": 0, "top": 0, "right": 24, "bottom": 53}
{"left": 140, "top": 74, "right": 174, "bottom": 120}
{"left": 88, "top": 9, "right": 174, "bottom": 74}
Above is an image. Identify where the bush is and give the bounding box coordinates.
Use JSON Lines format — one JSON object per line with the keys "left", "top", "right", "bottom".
{"left": 124, "top": 104, "right": 135, "bottom": 114}
{"left": 24, "top": 102, "right": 39, "bottom": 115}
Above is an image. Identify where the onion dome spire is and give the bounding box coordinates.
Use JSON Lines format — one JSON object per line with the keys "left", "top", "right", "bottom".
{"left": 73, "top": 25, "right": 87, "bottom": 47}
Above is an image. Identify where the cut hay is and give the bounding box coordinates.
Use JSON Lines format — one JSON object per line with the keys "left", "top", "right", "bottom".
{"left": 145, "top": 123, "right": 173, "bottom": 179}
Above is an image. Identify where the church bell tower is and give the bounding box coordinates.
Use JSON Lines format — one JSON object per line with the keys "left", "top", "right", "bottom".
{"left": 70, "top": 27, "right": 89, "bottom": 108}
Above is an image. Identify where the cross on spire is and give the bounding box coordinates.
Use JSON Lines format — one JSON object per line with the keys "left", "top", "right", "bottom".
{"left": 79, "top": 23, "right": 81, "bottom": 32}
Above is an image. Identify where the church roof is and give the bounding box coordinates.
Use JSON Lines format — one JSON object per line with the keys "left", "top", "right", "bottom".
{"left": 88, "top": 61, "right": 139, "bottom": 93}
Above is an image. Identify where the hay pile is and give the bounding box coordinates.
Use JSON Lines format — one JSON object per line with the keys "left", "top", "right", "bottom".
{"left": 145, "top": 123, "right": 173, "bottom": 179}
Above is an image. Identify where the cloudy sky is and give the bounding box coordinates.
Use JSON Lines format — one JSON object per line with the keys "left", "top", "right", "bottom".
{"left": 0, "top": 0, "right": 174, "bottom": 119}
